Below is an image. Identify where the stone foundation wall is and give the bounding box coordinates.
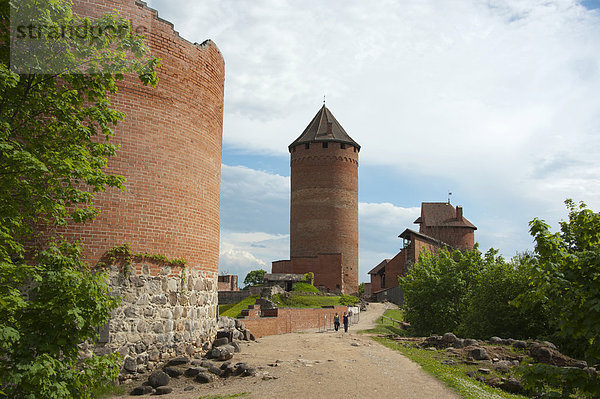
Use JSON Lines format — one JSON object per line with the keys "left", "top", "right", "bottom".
{"left": 90, "top": 261, "right": 218, "bottom": 378}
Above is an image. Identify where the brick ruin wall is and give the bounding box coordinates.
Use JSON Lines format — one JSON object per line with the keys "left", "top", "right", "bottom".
{"left": 67, "top": 0, "right": 225, "bottom": 375}
{"left": 289, "top": 144, "right": 359, "bottom": 294}
{"left": 239, "top": 305, "right": 349, "bottom": 338}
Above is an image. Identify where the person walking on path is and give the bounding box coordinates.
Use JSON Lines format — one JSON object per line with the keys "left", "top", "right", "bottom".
{"left": 334, "top": 313, "right": 340, "bottom": 332}
{"left": 343, "top": 312, "right": 349, "bottom": 333}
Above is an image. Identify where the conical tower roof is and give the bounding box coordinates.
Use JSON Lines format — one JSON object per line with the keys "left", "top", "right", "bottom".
{"left": 289, "top": 105, "right": 360, "bottom": 152}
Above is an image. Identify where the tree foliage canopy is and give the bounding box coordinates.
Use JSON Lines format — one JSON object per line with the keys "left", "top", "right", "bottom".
{"left": 398, "top": 247, "right": 485, "bottom": 336}
{"left": 525, "top": 199, "right": 600, "bottom": 361}
{"left": 0, "top": 0, "right": 159, "bottom": 397}
{"left": 243, "top": 269, "right": 267, "bottom": 288}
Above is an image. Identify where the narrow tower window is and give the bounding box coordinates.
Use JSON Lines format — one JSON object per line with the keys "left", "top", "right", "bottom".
{"left": 322, "top": 142, "right": 328, "bottom": 148}
{"left": 340, "top": 143, "right": 346, "bottom": 149}
{"left": 305, "top": 143, "right": 310, "bottom": 149}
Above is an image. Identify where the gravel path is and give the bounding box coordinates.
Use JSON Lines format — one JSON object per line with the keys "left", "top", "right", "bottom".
{"left": 114, "top": 303, "right": 459, "bottom": 399}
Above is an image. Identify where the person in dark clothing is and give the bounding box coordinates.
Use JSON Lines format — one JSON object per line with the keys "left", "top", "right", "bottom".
{"left": 343, "top": 312, "right": 349, "bottom": 333}
{"left": 334, "top": 313, "right": 340, "bottom": 331}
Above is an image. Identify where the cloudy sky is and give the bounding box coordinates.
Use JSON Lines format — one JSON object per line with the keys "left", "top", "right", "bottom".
{"left": 147, "top": 0, "right": 600, "bottom": 284}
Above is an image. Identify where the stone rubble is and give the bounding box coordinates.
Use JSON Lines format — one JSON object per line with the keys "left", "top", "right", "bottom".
{"left": 408, "top": 333, "right": 597, "bottom": 395}
{"left": 129, "top": 327, "right": 259, "bottom": 396}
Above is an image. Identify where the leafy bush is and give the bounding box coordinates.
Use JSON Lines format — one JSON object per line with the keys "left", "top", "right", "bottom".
{"left": 458, "top": 253, "right": 550, "bottom": 340}
{"left": 338, "top": 294, "right": 359, "bottom": 307}
{"left": 520, "top": 363, "right": 600, "bottom": 399}
{"left": 292, "top": 282, "right": 320, "bottom": 293}
{"left": 399, "top": 248, "right": 485, "bottom": 336}
{"left": 0, "top": 0, "right": 158, "bottom": 396}
{"left": 522, "top": 199, "right": 600, "bottom": 363}
{"left": 0, "top": 243, "right": 121, "bottom": 398}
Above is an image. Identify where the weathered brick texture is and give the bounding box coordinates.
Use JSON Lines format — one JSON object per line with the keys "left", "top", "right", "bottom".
{"left": 61, "top": 0, "right": 225, "bottom": 275}
{"left": 55, "top": 1, "right": 226, "bottom": 377}
{"left": 272, "top": 254, "right": 344, "bottom": 291}
{"left": 289, "top": 143, "right": 359, "bottom": 294}
{"left": 419, "top": 226, "right": 475, "bottom": 250}
{"left": 239, "top": 305, "right": 349, "bottom": 338}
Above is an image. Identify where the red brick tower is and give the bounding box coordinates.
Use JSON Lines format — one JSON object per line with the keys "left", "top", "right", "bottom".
{"left": 414, "top": 203, "right": 477, "bottom": 251}
{"left": 288, "top": 105, "right": 360, "bottom": 294}
{"left": 64, "top": 0, "right": 225, "bottom": 274}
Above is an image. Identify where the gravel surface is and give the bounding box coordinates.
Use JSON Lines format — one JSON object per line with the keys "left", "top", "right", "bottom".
{"left": 113, "top": 302, "right": 459, "bottom": 399}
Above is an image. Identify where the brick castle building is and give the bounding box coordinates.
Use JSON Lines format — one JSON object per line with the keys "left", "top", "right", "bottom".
{"left": 368, "top": 202, "right": 477, "bottom": 302}
{"left": 50, "top": 0, "right": 225, "bottom": 373}
{"left": 272, "top": 105, "right": 360, "bottom": 295}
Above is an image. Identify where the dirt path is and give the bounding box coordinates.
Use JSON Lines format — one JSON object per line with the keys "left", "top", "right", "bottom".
{"left": 116, "top": 303, "right": 459, "bottom": 398}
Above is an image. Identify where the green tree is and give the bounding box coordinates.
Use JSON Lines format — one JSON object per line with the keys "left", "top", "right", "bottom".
{"left": 526, "top": 199, "right": 600, "bottom": 362}
{"left": 399, "top": 247, "right": 486, "bottom": 336}
{"left": 358, "top": 282, "right": 365, "bottom": 297}
{"left": 0, "top": 0, "right": 158, "bottom": 397}
{"left": 243, "top": 269, "right": 267, "bottom": 288}
{"left": 459, "top": 253, "right": 550, "bottom": 340}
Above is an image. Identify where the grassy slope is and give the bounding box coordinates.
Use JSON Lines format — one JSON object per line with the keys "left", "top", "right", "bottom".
{"left": 220, "top": 296, "right": 258, "bottom": 318}
{"left": 220, "top": 291, "right": 358, "bottom": 318}
{"left": 273, "top": 293, "right": 344, "bottom": 308}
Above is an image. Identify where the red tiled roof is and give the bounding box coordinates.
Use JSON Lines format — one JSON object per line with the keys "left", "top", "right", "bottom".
{"left": 414, "top": 202, "right": 477, "bottom": 230}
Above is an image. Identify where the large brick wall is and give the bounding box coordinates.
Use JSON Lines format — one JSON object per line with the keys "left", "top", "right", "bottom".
{"left": 419, "top": 226, "right": 475, "bottom": 251}
{"left": 239, "top": 305, "right": 349, "bottom": 338}
{"left": 63, "top": 0, "right": 224, "bottom": 275}
{"left": 289, "top": 143, "right": 359, "bottom": 294}
{"left": 59, "top": 0, "right": 225, "bottom": 377}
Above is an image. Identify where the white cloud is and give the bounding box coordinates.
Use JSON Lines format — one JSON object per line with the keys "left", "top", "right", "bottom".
{"left": 359, "top": 202, "right": 421, "bottom": 228}
{"left": 219, "top": 230, "right": 289, "bottom": 280}
{"left": 146, "top": 0, "right": 600, "bottom": 277}
{"left": 147, "top": 0, "right": 600, "bottom": 217}
{"left": 358, "top": 203, "right": 421, "bottom": 282}
{"left": 221, "top": 164, "right": 289, "bottom": 200}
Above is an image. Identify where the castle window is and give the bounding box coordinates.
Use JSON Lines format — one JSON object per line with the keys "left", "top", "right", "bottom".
{"left": 322, "top": 142, "right": 328, "bottom": 148}
{"left": 305, "top": 143, "right": 310, "bottom": 149}
{"left": 353, "top": 146, "right": 357, "bottom": 152}
{"left": 340, "top": 143, "right": 346, "bottom": 149}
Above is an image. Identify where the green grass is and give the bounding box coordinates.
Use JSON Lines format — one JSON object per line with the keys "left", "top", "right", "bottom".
{"left": 221, "top": 292, "right": 358, "bottom": 319}
{"left": 359, "top": 308, "right": 407, "bottom": 335}
{"left": 381, "top": 309, "right": 404, "bottom": 321}
{"left": 218, "top": 303, "right": 235, "bottom": 315}
{"left": 220, "top": 296, "right": 258, "bottom": 318}
{"left": 292, "top": 282, "right": 320, "bottom": 293}
{"left": 272, "top": 292, "right": 358, "bottom": 308}
{"left": 372, "top": 338, "right": 527, "bottom": 399}
{"left": 361, "top": 311, "right": 528, "bottom": 399}
{"left": 89, "top": 383, "right": 126, "bottom": 398}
